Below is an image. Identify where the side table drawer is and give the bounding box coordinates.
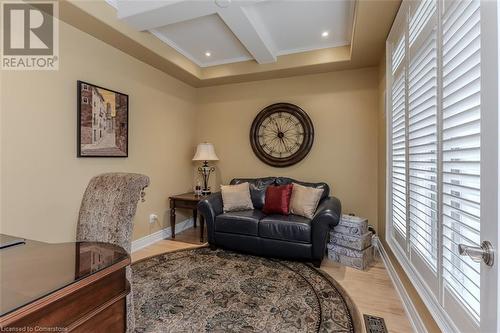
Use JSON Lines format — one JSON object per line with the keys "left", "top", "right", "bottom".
{"left": 173, "top": 200, "right": 198, "bottom": 209}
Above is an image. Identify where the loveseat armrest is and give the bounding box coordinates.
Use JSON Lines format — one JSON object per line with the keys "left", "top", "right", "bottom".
{"left": 197, "top": 192, "right": 223, "bottom": 244}
{"left": 311, "top": 196, "right": 342, "bottom": 262}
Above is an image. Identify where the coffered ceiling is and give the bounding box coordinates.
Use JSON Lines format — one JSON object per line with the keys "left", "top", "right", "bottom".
{"left": 111, "top": 0, "right": 355, "bottom": 68}
{"left": 60, "top": 0, "right": 401, "bottom": 87}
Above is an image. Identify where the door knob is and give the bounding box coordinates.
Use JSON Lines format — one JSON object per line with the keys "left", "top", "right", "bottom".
{"left": 458, "top": 241, "right": 494, "bottom": 267}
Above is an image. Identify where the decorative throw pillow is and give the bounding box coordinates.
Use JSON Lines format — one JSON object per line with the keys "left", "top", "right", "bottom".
{"left": 290, "top": 183, "right": 324, "bottom": 219}
{"left": 248, "top": 178, "right": 275, "bottom": 209}
{"left": 262, "top": 184, "right": 293, "bottom": 215}
{"left": 221, "top": 182, "right": 254, "bottom": 212}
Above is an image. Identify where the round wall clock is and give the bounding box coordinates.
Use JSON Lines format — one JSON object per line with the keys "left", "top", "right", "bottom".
{"left": 250, "top": 103, "right": 314, "bottom": 167}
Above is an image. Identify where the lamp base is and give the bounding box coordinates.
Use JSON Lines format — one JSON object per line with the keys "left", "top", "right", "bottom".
{"left": 198, "top": 160, "right": 215, "bottom": 196}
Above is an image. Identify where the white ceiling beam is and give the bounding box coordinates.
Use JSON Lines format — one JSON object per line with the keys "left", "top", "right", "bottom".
{"left": 217, "top": 6, "right": 276, "bottom": 64}
{"left": 116, "top": 1, "right": 216, "bottom": 31}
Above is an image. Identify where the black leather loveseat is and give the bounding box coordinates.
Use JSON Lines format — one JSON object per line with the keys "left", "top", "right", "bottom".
{"left": 197, "top": 177, "right": 341, "bottom": 267}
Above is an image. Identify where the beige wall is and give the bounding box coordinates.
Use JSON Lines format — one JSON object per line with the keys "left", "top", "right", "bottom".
{"left": 196, "top": 68, "right": 380, "bottom": 230}
{"left": 0, "top": 20, "right": 197, "bottom": 242}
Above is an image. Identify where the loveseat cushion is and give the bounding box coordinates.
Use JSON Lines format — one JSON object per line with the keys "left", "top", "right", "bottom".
{"left": 230, "top": 177, "right": 276, "bottom": 209}
{"left": 275, "top": 177, "right": 330, "bottom": 201}
{"left": 221, "top": 182, "right": 254, "bottom": 212}
{"left": 215, "top": 210, "right": 265, "bottom": 236}
{"left": 262, "top": 184, "right": 293, "bottom": 215}
{"left": 289, "top": 183, "right": 324, "bottom": 219}
{"left": 259, "top": 214, "right": 312, "bottom": 243}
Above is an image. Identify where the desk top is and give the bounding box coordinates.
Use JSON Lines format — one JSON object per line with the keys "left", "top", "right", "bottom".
{"left": 0, "top": 235, "right": 129, "bottom": 317}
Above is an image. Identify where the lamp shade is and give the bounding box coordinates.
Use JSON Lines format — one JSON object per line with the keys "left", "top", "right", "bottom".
{"left": 192, "top": 143, "right": 219, "bottom": 161}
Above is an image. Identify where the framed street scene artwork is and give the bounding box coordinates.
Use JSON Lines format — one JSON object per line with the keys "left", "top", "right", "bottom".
{"left": 77, "top": 81, "right": 128, "bottom": 157}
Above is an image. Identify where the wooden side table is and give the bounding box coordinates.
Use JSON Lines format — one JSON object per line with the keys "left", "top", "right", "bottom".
{"left": 169, "top": 192, "right": 208, "bottom": 243}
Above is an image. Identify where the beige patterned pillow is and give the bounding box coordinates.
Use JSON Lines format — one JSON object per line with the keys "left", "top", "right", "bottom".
{"left": 221, "top": 182, "right": 254, "bottom": 212}
{"left": 289, "top": 183, "right": 324, "bottom": 219}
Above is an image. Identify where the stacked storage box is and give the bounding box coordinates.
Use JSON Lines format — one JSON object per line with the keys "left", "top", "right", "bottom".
{"left": 327, "top": 215, "right": 374, "bottom": 270}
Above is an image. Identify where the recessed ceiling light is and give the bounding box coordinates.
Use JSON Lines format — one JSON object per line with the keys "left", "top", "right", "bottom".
{"left": 205, "top": 52, "right": 211, "bottom": 57}
{"left": 215, "top": 0, "right": 231, "bottom": 8}
{"left": 321, "top": 31, "right": 329, "bottom": 38}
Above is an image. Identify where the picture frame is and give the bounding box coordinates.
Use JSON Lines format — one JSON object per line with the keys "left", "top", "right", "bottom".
{"left": 77, "top": 80, "right": 129, "bottom": 157}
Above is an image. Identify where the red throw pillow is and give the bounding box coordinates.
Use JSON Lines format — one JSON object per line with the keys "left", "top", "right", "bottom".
{"left": 262, "top": 184, "right": 293, "bottom": 215}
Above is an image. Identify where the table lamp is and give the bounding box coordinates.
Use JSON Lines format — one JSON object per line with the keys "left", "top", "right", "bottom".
{"left": 193, "top": 143, "right": 219, "bottom": 195}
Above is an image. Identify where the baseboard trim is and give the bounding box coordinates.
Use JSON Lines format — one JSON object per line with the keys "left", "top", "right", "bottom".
{"left": 373, "top": 236, "right": 428, "bottom": 333}
{"left": 131, "top": 218, "right": 194, "bottom": 253}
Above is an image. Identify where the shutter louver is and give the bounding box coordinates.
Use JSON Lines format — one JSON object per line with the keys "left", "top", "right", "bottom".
{"left": 441, "top": 0, "right": 481, "bottom": 320}
{"left": 392, "top": 35, "right": 406, "bottom": 75}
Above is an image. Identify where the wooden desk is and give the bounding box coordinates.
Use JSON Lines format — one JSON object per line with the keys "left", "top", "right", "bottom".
{"left": 0, "top": 236, "right": 130, "bottom": 332}
{"left": 169, "top": 192, "right": 208, "bottom": 242}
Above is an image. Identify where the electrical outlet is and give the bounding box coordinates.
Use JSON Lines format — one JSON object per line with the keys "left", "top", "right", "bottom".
{"left": 149, "top": 214, "right": 158, "bottom": 224}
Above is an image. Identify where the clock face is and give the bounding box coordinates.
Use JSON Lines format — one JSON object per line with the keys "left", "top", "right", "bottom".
{"left": 257, "top": 112, "right": 304, "bottom": 158}
{"left": 250, "top": 103, "right": 314, "bottom": 167}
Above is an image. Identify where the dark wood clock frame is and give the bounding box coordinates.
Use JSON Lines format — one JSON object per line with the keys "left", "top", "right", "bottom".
{"left": 250, "top": 103, "right": 314, "bottom": 167}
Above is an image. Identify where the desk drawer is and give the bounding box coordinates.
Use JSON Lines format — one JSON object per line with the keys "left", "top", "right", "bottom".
{"left": 72, "top": 298, "right": 126, "bottom": 333}
{"left": 6, "top": 268, "right": 129, "bottom": 331}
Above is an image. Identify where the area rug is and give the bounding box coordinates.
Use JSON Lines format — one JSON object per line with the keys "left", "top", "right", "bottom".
{"left": 132, "top": 247, "right": 362, "bottom": 333}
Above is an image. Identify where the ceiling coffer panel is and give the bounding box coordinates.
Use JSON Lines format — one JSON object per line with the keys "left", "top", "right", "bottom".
{"left": 153, "top": 14, "right": 253, "bottom": 67}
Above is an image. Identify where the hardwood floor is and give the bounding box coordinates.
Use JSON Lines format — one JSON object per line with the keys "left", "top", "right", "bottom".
{"left": 132, "top": 227, "right": 413, "bottom": 333}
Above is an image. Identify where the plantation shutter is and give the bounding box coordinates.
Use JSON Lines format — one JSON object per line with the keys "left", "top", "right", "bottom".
{"left": 408, "top": 0, "right": 438, "bottom": 272}
{"left": 390, "top": 15, "right": 407, "bottom": 250}
{"left": 441, "top": 0, "right": 481, "bottom": 321}
{"left": 391, "top": 69, "right": 407, "bottom": 239}
{"left": 386, "top": 0, "right": 483, "bottom": 330}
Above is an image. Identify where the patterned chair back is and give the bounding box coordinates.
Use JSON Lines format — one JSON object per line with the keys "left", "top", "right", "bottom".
{"left": 76, "top": 172, "right": 150, "bottom": 253}
{"left": 76, "top": 172, "right": 150, "bottom": 333}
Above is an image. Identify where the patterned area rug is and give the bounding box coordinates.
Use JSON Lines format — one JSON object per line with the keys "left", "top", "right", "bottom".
{"left": 132, "top": 248, "right": 362, "bottom": 332}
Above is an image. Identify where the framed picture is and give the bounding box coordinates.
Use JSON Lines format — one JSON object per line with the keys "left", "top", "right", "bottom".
{"left": 77, "top": 81, "right": 128, "bottom": 157}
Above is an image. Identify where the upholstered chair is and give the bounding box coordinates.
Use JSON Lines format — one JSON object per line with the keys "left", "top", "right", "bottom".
{"left": 76, "top": 172, "right": 150, "bottom": 333}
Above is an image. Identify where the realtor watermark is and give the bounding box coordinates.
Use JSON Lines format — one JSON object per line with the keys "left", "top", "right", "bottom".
{"left": 1, "top": 1, "right": 59, "bottom": 70}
